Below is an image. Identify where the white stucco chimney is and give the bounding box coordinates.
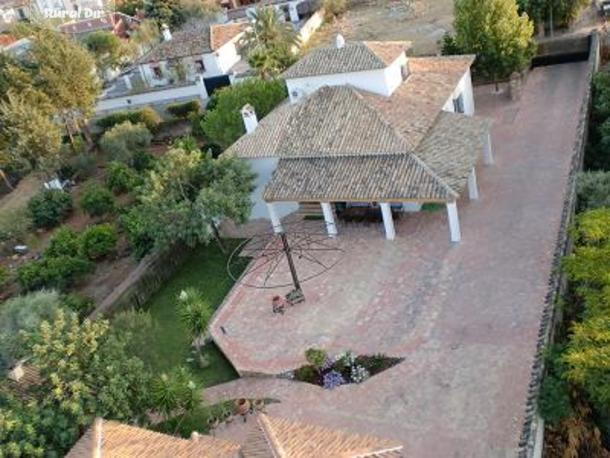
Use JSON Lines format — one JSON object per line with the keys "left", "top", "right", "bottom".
{"left": 161, "top": 23, "right": 172, "bottom": 41}
{"left": 241, "top": 104, "right": 258, "bottom": 134}
{"left": 335, "top": 34, "right": 345, "bottom": 49}
{"left": 7, "top": 361, "right": 24, "bottom": 382}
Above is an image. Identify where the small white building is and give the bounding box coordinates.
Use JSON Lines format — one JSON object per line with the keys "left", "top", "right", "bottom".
{"left": 226, "top": 38, "right": 494, "bottom": 243}
{"left": 135, "top": 22, "right": 249, "bottom": 90}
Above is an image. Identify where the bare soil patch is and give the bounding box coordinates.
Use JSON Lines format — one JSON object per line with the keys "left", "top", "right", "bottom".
{"left": 305, "top": 0, "right": 454, "bottom": 55}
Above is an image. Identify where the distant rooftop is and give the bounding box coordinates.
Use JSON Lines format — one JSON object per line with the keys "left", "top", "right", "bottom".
{"left": 281, "top": 40, "right": 411, "bottom": 79}
{"left": 136, "top": 22, "right": 248, "bottom": 65}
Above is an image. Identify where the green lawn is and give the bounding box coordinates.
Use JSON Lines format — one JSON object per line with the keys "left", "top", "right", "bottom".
{"left": 138, "top": 240, "right": 248, "bottom": 387}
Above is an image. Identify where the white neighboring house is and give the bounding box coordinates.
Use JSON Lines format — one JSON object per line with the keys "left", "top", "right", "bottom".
{"left": 225, "top": 37, "right": 494, "bottom": 243}
{"left": 136, "top": 22, "right": 249, "bottom": 89}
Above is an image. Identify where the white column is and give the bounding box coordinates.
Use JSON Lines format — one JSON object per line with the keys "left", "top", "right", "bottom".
{"left": 380, "top": 203, "right": 396, "bottom": 240}
{"left": 267, "top": 203, "right": 283, "bottom": 233}
{"left": 288, "top": 2, "right": 299, "bottom": 22}
{"left": 446, "top": 201, "right": 461, "bottom": 243}
{"left": 320, "top": 202, "right": 338, "bottom": 237}
{"left": 483, "top": 132, "right": 494, "bottom": 165}
{"left": 467, "top": 167, "right": 479, "bottom": 200}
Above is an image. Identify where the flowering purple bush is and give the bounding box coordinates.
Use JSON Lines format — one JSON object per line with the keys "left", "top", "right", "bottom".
{"left": 322, "top": 370, "right": 345, "bottom": 390}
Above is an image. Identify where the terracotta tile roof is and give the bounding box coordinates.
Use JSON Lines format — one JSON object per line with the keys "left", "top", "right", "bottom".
{"left": 359, "top": 55, "right": 476, "bottom": 149}
{"left": 264, "top": 154, "right": 456, "bottom": 203}
{"left": 414, "top": 111, "right": 490, "bottom": 192}
{"left": 210, "top": 22, "right": 248, "bottom": 51}
{"left": 281, "top": 41, "right": 411, "bottom": 79}
{"left": 5, "top": 364, "right": 41, "bottom": 400}
{"left": 0, "top": 34, "right": 17, "bottom": 48}
{"left": 241, "top": 414, "right": 404, "bottom": 457}
{"left": 58, "top": 12, "right": 139, "bottom": 37}
{"left": 137, "top": 22, "right": 247, "bottom": 65}
{"left": 65, "top": 419, "right": 241, "bottom": 458}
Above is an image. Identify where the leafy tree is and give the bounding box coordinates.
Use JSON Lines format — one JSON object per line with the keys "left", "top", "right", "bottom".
{"left": 129, "top": 19, "right": 161, "bottom": 55}
{"left": 82, "top": 30, "right": 126, "bottom": 74}
{"left": 0, "top": 393, "right": 46, "bottom": 457}
{"left": 145, "top": 0, "right": 186, "bottom": 28}
{"left": 202, "top": 78, "right": 287, "bottom": 149}
{"left": 19, "top": 310, "right": 152, "bottom": 454}
{"left": 177, "top": 288, "right": 212, "bottom": 367}
{"left": 576, "top": 171, "right": 610, "bottom": 212}
{"left": 99, "top": 121, "right": 153, "bottom": 165}
{"left": 0, "top": 91, "right": 63, "bottom": 177}
{"left": 110, "top": 309, "right": 159, "bottom": 363}
{"left": 240, "top": 6, "right": 299, "bottom": 79}
{"left": 16, "top": 26, "right": 100, "bottom": 143}
{"left": 134, "top": 146, "right": 255, "bottom": 253}
{"left": 106, "top": 161, "right": 142, "bottom": 194}
{"left": 443, "top": 0, "right": 536, "bottom": 84}
{"left": 517, "top": 0, "right": 588, "bottom": 29}
{"left": 0, "top": 290, "right": 64, "bottom": 372}
{"left": 116, "top": 0, "right": 144, "bottom": 16}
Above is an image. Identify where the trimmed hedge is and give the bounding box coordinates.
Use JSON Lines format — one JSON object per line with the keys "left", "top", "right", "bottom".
{"left": 28, "top": 189, "right": 73, "bottom": 229}
{"left": 166, "top": 100, "right": 201, "bottom": 119}
{"left": 97, "top": 107, "right": 162, "bottom": 133}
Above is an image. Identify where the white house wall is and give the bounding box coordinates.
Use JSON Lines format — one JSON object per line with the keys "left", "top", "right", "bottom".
{"left": 287, "top": 68, "right": 390, "bottom": 101}
{"left": 247, "top": 158, "right": 298, "bottom": 220}
{"left": 215, "top": 41, "right": 241, "bottom": 74}
{"left": 442, "top": 69, "right": 475, "bottom": 115}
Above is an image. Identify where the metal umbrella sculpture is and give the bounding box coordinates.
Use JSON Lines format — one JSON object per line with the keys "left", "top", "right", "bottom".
{"left": 227, "top": 222, "right": 344, "bottom": 306}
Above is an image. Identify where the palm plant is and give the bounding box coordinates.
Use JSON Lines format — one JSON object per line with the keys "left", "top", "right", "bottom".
{"left": 177, "top": 288, "right": 213, "bottom": 367}
{"left": 240, "top": 6, "right": 299, "bottom": 78}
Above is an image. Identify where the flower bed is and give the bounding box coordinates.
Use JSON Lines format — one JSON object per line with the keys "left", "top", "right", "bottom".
{"left": 290, "top": 351, "right": 403, "bottom": 389}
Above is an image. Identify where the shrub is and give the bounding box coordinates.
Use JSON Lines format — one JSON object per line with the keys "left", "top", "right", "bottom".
{"left": 17, "top": 256, "right": 93, "bottom": 291}
{"left": 0, "top": 207, "right": 32, "bottom": 243}
{"left": 28, "top": 189, "right": 73, "bottom": 229}
{"left": 45, "top": 226, "right": 80, "bottom": 257}
{"left": 576, "top": 171, "right": 610, "bottom": 212}
{"left": 62, "top": 292, "right": 95, "bottom": 317}
{"left": 68, "top": 152, "right": 97, "bottom": 182}
{"left": 80, "top": 183, "right": 115, "bottom": 217}
{"left": 97, "top": 107, "right": 162, "bottom": 133}
{"left": 131, "top": 150, "right": 156, "bottom": 172}
{"left": 166, "top": 100, "right": 201, "bottom": 119}
{"left": 323, "top": 0, "right": 347, "bottom": 21}
{"left": 120, "top": 205, "right": 154, "bottom": 259}
{"left": 0, "top": 290, "right": 64, "bottom": 371}
{"left": 0, "top": 265, "right": 9, "bottom": 288}
{"left": 79, "top": 224, "right": 118, "bottom": 260}
{"left": 99, "top": 121, "right": 153, "bottom": 164}
{"left": 305, "top": 348, "right": 327, "bottom": 370}
{"left": 294, "top": 365, "right": 319, "bottom": 384}
{"left": 106, "top": 161, "right": 141, "bottom": 194}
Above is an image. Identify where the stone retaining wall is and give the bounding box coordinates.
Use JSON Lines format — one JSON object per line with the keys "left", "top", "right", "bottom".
{"left": 518, "top": 31, "right": 600, "bottom": 458}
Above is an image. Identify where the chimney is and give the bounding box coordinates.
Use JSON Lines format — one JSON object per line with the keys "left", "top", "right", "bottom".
{"left": 335, "top": 34, "right": 345, "bottom": 49}
{"left": 241, "top": 104, "right": 258, "bottom": 134}
{"left": 190, "top": 432, "right": 200, "bottom": 441}
{"left": 92, "top": 418, "right": 103, "bottom": 458}
{"left": 7, "top": 361, "right": 24, "bottom": 382}
{"left": 161, "top": 23, "right": 172, "bottom": 41}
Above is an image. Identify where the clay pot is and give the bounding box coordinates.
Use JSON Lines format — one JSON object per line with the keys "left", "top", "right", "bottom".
{"left": 234, "top": 398, "right": 251, "bottom": 416}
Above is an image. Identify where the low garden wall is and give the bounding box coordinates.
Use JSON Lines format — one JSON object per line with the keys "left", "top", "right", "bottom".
{"left": 518, "top": 31, "right": 600, "bottom": 458}
{"left": 89, "top": 244, "right": 191, "bottom": 318}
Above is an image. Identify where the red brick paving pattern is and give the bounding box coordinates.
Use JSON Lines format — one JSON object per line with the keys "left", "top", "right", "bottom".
{"left": 207, "top": 62, "right": 589, "bottom": 457}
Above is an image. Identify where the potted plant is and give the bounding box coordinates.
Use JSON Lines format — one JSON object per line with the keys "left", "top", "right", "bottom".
{"left": 253, "top": 399, "right": 265, "bottom": 412}
{"left": 234, "top": 398, "right": 251, "bottom": 416}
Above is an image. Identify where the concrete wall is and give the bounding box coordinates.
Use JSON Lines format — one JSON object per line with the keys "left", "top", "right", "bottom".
{"left": 247, "top": 157, "right": 298, "bottom": 220}
{"left": 296, "top": 8, "right": 324, "bottom": 47}
{"left": 286, "top": 55, "right": 406, "bottom": 101}
{"left": 442, "top": 69, "right": 475, "bottom": 115}
{"left": 95, "top": 79, "right": 208, "bottom": 115}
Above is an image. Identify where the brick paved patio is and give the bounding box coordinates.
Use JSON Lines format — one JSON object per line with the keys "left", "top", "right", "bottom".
{"left": 208, "top": 62, "right": 589, "bottom": 457}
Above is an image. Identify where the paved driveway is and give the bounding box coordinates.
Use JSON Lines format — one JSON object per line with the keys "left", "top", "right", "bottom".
{"left": 208, "top": 62, "right": 590, "bottom": 457}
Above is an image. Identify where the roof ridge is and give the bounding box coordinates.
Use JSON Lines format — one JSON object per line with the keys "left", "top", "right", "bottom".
{"left": 347, "top": 86, "right": 458, "bottom": 198}
{"left": 258, "top": 414, "right": 285, "bottom": 457}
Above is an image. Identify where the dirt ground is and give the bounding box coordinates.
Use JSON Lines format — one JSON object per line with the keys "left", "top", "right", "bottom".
{"left": 305, "top": 0, "right": 454, "bottom": 55}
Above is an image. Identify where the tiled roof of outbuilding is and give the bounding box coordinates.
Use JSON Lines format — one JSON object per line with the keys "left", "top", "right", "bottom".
{"left": 241, "top": 414, "right": 404, "bottom": 457}
{"left": 281, "top": 41, "right": 411, "bottom": 79}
